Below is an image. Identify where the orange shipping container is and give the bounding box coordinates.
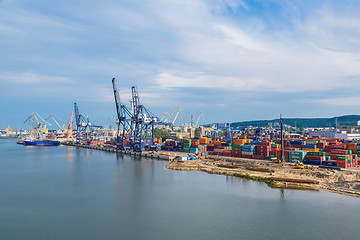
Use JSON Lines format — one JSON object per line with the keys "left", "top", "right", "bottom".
{"left": 302, "top": 148, "right": 319, "bottom": 152}
{"left": 233, "top": 139, "right": 246, "bottom": 145}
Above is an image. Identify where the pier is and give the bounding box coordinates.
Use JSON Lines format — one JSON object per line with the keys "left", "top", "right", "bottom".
{"left": 62, "top": 142, "right": 180, "bottom": 161}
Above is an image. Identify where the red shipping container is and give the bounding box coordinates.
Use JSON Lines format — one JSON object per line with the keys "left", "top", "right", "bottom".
{"left": 257, "top": 145, "right": 270, "bottom": 149}
{"left": 324, "top": 146, "right": 332, "bottom": 152}
{"left": 269, "top": 150, "right": 277, "bottom": 155}
{"left": 352, "top": 155, "right": 358, "bottom": 167}
{"left": 331, "top": 149, "right": 348, "bottom": 154}
{"left": 223, "top": 150, "right": 232, "bottom": 156}
{"left": 306, "top": 155, "right": 325, "bottom": 161}
{"left": 259, "top": 141, "right": 271, "bottom": 146}
{"left": 337, "top": 162, "right": 348, "bottom": 168}
{"left": 253, "top": 155, "right": 265, "bottom": 160}
{"left": 327, "top": 153, "right": 338, "bottom": 160}
{"left": 317, "top": 142, "right": 326, "bottom": 149}
{"left": 331, "top": 144, "right": 347, "bottom": 149}
{"left": 233, "top": 152, "right": 242, "bottom": 157}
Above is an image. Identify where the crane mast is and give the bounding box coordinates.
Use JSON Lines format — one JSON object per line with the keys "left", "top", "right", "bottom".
{"left": 112, "top": 78, "right": 133, "bottom": 150}
{"left": 74, "top": 103, "right": 102, "bottom": 143}
{"left": 112, "top": 78, "right": 171, "bottom": 152}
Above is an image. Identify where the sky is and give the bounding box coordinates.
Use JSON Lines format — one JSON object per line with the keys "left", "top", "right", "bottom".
{"left": 1, "top": 0, "right": 360, "bottom": 130}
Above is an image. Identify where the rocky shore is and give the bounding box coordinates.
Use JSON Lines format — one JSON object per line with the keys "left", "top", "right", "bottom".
{"left": 166, "top": 156, "right": 360, "bottom": 197}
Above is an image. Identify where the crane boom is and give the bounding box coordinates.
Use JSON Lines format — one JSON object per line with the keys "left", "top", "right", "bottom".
{"left": 196, "top": 111, "right": 204, "bottom": 126}
{"left": 112, "top": 78, "right": 124, "bottom": 121}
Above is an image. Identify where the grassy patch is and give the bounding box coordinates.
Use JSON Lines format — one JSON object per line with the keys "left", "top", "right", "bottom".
{"left": 226, "top": 172, "right": 276, "bottom": 186}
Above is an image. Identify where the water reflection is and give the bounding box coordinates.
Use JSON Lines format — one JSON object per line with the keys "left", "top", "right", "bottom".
{"left": 280, "top": 188, "right": 285, "bottom": 201}
{"left": 2, "top": 140, "right": 360, "bottom": 240}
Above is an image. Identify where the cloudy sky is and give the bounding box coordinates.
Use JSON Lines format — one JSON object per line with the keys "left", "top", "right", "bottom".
{"left": 1, "top": 0, "right": 360, "bottom": 130}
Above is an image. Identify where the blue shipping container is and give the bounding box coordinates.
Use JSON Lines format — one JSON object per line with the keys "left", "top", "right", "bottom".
{"left": 322, "top": 161, "right": 337, "bottom": 167}
{"left": 241, "top": 145, "right": 255, "bottom": 152}
{"left": 302, "top": 144, "right": 317, "bottom": 149}
{"left": 304, "top": 160, "right": 322, "bottom": 165}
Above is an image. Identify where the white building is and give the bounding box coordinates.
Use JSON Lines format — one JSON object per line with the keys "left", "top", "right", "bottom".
{"left": 309, "top": 130, "right": 360, "bottom": 140}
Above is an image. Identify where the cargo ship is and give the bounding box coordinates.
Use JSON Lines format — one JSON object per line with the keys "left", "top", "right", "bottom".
{"left": 23, "top": 140, "right": 60, "bottom": 146}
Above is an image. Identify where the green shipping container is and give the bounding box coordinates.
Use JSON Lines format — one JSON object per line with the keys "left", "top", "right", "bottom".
{"left": 232, "top": 144, "right": 243, "bottom": 148}
{"left": 306, "top": 152, "right": 326, "bottom": 156}
{"left": 336, "top": 155, "right": 348, "bottom": 160}
{"left": 190, "top": 147, "right": 199, "bottom": 153}
{"left": 183, "top": 147, "right": 190, "bottom": 153}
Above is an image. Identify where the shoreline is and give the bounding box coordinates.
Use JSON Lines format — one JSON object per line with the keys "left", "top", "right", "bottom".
{"left": 28, "top": 142, "right": 360, "bottom": 197}
{"left": 166, "top": 156, "right": 360, "bottom": 197}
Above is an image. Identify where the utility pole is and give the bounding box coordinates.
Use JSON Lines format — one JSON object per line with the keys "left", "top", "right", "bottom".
{"left": 335, "top": 118, "right": 338, "bottom": 131}
{"left": 280, "top": 114, "right": 284, "bottom": 165}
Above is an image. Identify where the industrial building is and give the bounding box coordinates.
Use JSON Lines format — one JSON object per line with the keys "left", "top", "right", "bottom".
{"left": 309, "top": 130, "right": 360, "bottom": 140}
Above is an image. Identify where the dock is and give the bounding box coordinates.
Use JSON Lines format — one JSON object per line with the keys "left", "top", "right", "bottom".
{"left": 61, "top": 142, "right": 182, "bottom": 161}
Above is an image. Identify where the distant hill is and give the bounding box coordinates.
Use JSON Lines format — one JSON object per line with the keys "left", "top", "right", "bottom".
{"left": 228, "top": 115, "right": 360, "bottom": 129}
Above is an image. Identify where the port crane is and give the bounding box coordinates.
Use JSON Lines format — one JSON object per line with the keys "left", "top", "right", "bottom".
{"left": 196, "top": 111, "right": 204, "bottom": 127}
{"left": 45, "top": 114, "right": 67, "bottom": 132}
{"left": 66, "top": 111, "right": 75, "bottom": 142}
{"left": 160, "top": 107, "right": 186, "bottom": 128}
{"left": 130, "top": 86, "right": 172, "bottom": 151}
{"left": 24, "top": 112, "right": 50, "bottom": 140}
{"left": 74, "top": 103, "right": 102, "bottom": 142}
{"left": 112, "top": 78, "right": 170, "bottom": 151}
{"left": 112, "top": 78, "right": 133, "bottom": 150}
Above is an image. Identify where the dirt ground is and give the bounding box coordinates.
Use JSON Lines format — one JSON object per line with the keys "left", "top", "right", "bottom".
{"left": 166, "top": 155, "right": 360, "bottom": 197}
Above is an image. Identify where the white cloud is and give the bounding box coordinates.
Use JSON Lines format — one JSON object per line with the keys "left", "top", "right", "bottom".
{"left": 0, "top": 71, "right": 72, "bottom": 84}
{"left": 153, "top": 71, "right": 266, "bottom": 91}
{"left": 316, "top": 97, "right": 360, "bottom": 107}
{"left": 1, "top": 0, "right": 360, "bottom": 124}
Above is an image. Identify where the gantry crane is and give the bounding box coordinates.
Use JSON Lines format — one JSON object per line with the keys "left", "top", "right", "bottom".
{"left": 45, "top": 114, "right": 66, "bottom": 131}
{"left": 112, "top": 78, "right": 133, "bottom": 150}
{"left": 112, "top": 78, "right": 171, "bottom": 152}
{"left": 74, "top": 103, "right": 102, "bottom": 143}
{"left": 195, "top": 111, "right": 204, "bottom": 127}
{"left": 24, "top": 112, "right": 50, "bottom": 140}
{"left": 130, "top": 86, "right": 170, "bottom": 151}
{"left": 66, "top": 111, "right": 75, "bottom": 142}
{"left": 164, "top": 107, "right": 186, "bottom": 126}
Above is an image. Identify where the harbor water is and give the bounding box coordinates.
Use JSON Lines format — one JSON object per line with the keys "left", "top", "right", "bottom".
{"left": 0, "top": 139, "right": 359, "bottom": 240}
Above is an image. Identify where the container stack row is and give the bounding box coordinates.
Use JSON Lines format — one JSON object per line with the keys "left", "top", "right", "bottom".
{"left": 161, "top": 137, "right": 359, "bottom": 168}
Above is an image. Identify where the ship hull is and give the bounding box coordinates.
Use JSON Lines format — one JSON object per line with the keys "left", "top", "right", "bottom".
{"left": 23, "top": 140, "right": 60, "bottom": 146}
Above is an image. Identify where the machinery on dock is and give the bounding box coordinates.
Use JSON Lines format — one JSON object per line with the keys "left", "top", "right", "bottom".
{"left": 112, "top": 78, "right": 133, "bottom": 150}
{"left": 24, "top": 112, "right": 49, "bottom": 140}
{"left": 160, "top": 107, "right": 186, "bottom": 127}
{"left": 112, "top": 78, "right": 171, "bottom": 152}
{"left": 74, "top": 103, "right": 102, "bottom": 143}
{"left": 294, "top": 160, "right": 305, "bottom": 169}
{"left": 23, "top": 112, "right": 60, "bottom": 146}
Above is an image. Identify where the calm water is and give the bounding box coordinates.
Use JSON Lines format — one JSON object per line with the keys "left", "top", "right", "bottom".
{"left": 0, "top": 139, "right": 359, "bottom": 240}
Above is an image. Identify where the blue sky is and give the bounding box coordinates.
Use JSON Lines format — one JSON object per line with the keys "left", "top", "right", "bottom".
{"left": 1, "top": 0, "right": 360, "bottom": 130}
